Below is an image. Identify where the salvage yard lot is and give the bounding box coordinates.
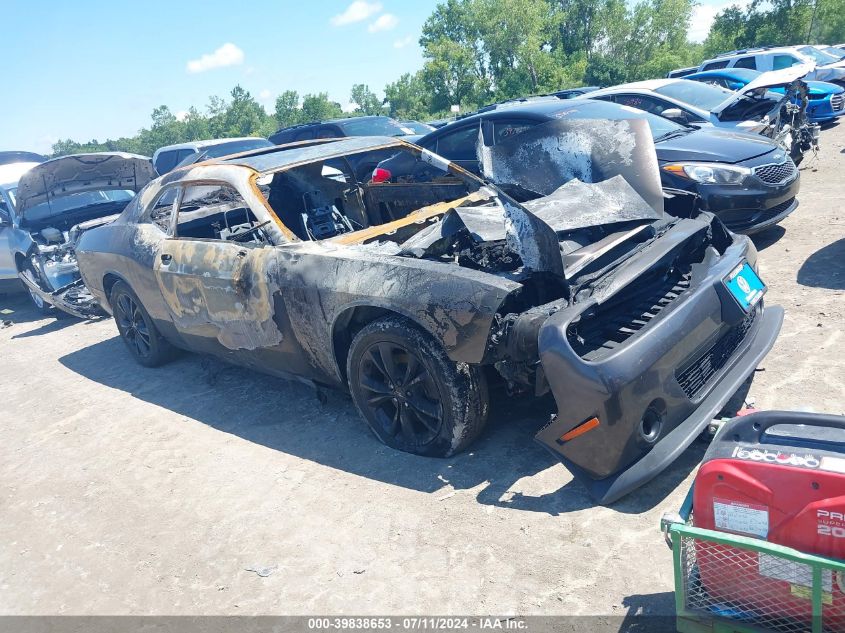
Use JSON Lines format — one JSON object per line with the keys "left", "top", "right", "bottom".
{"left": 1, "top": 125, "right": 844, "bottom": 617}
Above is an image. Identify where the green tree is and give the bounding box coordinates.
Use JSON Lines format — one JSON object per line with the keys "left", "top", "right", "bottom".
{"left": 350, "top": 84, "right": 384, "bottom": 116}
{"left": 274, "top": 90, "right": 301, "bottom": 128}
{"left": 384, "top": 72, "right": 430, "bottom": 119}
{"left": 220, "top": 85, "right": 270, "bottom": 137}
{"left": 300, "top": 93, "right": 344, "bottom": 122}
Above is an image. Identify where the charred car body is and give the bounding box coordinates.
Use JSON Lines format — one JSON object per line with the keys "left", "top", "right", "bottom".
{"left": 75, "top": 134, "right": 782, "bottom": 504}
{"left": 6, "top": 153, "right": 155, "bottom": 316}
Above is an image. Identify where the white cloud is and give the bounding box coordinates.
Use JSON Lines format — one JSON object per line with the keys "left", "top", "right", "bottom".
{"left": 331, "top": 1, "right": 382, "bottom": 26}
{"left": 368, "top": 13, "right": 399, "bottom": 33}
{"left": 175, "top": 110, "right": 189, "bottom": 122}
{"left": 341, "top": 101, "right": 358, "bottom": 113}
{"left": 393, "top": 35, "right": 414, "bottom": 49}
{"left": 689, "top": 0, "right": 751, "bottom": 43}
{"left": 186, "top": 43, "right": 245, "bottom": 73}
{"left": 258, "top": 89, "right": 273, "bottom": 102}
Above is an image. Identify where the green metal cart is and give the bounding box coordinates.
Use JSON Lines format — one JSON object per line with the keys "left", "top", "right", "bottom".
{"left": 666, "top": 520, "right": 845, "bottom": 633}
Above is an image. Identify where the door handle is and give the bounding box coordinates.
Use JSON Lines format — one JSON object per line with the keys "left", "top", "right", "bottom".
{"left": 160, "top": 253, "right": 172, "bottom": 264}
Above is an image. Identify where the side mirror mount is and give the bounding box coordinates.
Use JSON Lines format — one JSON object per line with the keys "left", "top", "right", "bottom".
{"left": 661, "top": 108, "right": 689, "bottom": 125}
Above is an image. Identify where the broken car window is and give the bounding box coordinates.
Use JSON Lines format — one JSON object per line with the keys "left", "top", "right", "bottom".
{"left": 147, "top": 187, "right": 179, "bottom": 232}
{"left": 176, "top": 183, "right": 268, "bottom": 243}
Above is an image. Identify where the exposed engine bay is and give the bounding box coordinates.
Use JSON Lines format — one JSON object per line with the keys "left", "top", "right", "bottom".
{"left": 12, "top": 152, "right": 156, "bottom": 318}
{"left": 722, "top": 79, "right": 819, "bottom": 162}
{"left": 19, "top": 214, "right": 118, "bottom": 318}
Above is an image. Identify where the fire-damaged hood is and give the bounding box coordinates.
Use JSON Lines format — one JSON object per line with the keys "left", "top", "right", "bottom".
{"left": 478, "top": 118, "right": 665, "bottom": 214}
{"left": 711, "top": 64, "right": 814, "bottom": 117}
{"left": 15, "top": 152, "right": 155, "bottom": 219}
{"left": 396, "top": 118, "right": 667, "bottom": 278}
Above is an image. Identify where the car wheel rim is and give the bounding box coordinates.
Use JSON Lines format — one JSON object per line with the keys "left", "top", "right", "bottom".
{"left": 358, "top": 342, "right": 443, "bottom": 446}
{"left": 116, "top": 294, "right": 151, "bottom": 358}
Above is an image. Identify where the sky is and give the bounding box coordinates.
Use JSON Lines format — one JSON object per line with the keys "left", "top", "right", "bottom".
{"left": 1, "top": 0, "right": 729, "bottom": 155}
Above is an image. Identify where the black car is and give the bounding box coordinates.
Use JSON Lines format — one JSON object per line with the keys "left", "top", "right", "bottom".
{"left": 0, "top": 151, "right": 47, "bottom": 166}
{"left": 269, "top": 116, "right": 419, "bottom": 145}
{"left": 393, "top": 99, "right": 800, "bottom": 234}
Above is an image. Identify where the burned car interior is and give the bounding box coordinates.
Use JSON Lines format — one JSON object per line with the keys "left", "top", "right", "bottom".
{"left": 262, "top": 151, "right": 474, "bottom": 241}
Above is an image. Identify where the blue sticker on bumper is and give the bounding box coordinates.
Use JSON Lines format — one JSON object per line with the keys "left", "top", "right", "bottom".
{"left": 724, "top": 262, "right": 766, "bottom": 312}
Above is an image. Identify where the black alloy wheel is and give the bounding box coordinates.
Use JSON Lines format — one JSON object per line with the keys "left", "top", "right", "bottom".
{"left": 358, "top": 341, "right": 444, "bottom": 448}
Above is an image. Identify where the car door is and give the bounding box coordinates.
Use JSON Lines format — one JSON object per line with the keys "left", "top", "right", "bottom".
{"left": 0, "top": 190, "right": 19, "bottom": 286}
{"left": 152, "top": 181, "right": 276, "bottom": 357}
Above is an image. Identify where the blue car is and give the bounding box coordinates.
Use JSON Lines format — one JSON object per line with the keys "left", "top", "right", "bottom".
{"left": 685, "top": 68, "right": 845, "bottom": 124}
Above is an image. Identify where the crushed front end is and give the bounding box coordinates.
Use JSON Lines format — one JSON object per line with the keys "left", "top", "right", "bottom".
{"left": 17, "top": 217, "right": 112, "bottom": 318}
{"left": 528, "top": 214, "right": 782, "bottom": 504}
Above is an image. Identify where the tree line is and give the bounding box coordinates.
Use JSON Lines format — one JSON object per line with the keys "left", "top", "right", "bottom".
{"left": 52, "top": 0, "right": 845, "bottom": 157}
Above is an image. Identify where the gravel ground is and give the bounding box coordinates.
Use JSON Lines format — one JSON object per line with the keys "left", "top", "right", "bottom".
{"left": 1, "top": 122, "right": 843, "bottom": 619}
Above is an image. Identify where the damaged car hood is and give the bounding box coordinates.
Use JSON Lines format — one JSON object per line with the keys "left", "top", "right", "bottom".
{"left": 477, "top": 117, "right": 665, "bottom": 215}
{"left": 15, "top": 152, "right": 155, "bottom": 219}
{"left": 711, "top": 64, "right": 814, "bottom": 116}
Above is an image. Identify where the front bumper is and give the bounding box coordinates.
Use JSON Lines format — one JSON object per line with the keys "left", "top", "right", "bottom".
{"left": 534, "top": 235, "right": 783, "bottom": 504}
{"left": 807, "top": 96, "right": 845, "bottom": 123}
{"left": 18, "top": 270, "right": 100, "bottom": 319}
{"left": 696, "top": 172, "right": 800, "bottom": 234}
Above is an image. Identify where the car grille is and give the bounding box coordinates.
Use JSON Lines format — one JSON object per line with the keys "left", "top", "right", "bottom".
{"left": 676, "top": 308, "right": 758, "bottom": 400}
{"left": 568, "top": 268, "right": 692, "bottom": 361}
{"left": 832, "top": 93, "right": 845, "bottom": 112}
{"left": 754, "top": 159, "right": 798, "bottom": 185}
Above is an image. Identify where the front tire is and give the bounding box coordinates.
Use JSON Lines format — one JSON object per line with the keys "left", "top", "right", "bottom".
{"left": 347, "top": 315, "right": 489, "bottom": 457}
{"left": 19, "top": 262, "right": 54, "bottom": 316}
{"left": 110, "top": 281, "right": 175, "bottom": 367}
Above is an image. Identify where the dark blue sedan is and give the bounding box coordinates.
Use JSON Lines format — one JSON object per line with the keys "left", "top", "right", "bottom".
{"left": 685, "top": 68, "right": 845, "bottom": 124}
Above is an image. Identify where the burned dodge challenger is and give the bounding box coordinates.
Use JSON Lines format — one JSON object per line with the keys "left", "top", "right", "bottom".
{"left": 75, "top": 134, "right": 782, "bottom": 503}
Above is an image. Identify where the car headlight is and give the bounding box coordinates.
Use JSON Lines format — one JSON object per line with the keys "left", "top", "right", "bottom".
{"left": 663, "top": 162, "right": 752, "bottom": 185}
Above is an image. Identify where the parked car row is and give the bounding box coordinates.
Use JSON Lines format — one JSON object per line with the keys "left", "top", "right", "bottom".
{"left": 1, "top": 42, "right": 839, "bottom": 503}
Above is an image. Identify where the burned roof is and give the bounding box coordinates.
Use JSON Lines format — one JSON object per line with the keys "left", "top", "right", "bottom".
{"left": 217, "top": 136, "right": 405, "bottom": 173}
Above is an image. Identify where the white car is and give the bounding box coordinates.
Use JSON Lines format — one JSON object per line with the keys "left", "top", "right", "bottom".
{"left": 152, "top": 137, "right": 273, "bottom": 175}
{"left": 697, "top": 46, "right": 845, "bottom": 84}
{"left": 586, "top": 66, "right": 818, "bottom": 160}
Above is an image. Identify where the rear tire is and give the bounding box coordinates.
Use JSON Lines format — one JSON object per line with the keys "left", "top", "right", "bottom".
{"left": 347, "top": 315, "right": 489, "bottom": 457}
{"left": 110, "top": 281, "right": 175, "bottom": 367}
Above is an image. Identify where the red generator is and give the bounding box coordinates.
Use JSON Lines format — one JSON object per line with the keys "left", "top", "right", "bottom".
{"left": 693, "top": 411, "right": 845, "bottom": 627}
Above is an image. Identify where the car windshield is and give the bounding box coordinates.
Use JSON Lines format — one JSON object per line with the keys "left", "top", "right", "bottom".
{"left": 654, "top": 81, "right": 734, "bottom": 110}
{"left": 23, "top": 189, "right": 133, "bottom": 222}
{"left": 399, "top": 120, "right": 436, "bottom": 134}
{"left": 200, "top": 138, "right": 273, "bottom": 158}
{"left": 553, "top": 99, "right": 688, "bottom": 140}
{"left": 822, "top": 47, "right": 845, "bottom": 60}
{"left": 338, "top": 118, "right": 415, "bottom": 137}
{"left": 798, "top": 46, "right": 839, "bottom": 64}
